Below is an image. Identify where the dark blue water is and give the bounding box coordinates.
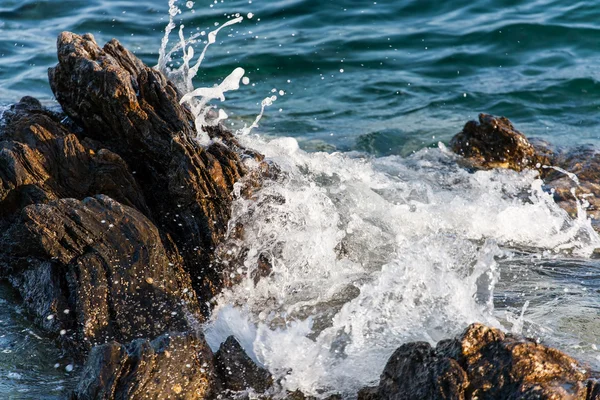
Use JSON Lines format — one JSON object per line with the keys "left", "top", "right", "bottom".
{"left": 1, "top": 0, "right": 600, "bottom": 154}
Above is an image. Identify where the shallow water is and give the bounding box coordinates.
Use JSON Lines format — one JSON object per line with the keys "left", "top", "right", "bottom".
{"left": 0, "top": 283, "right": 74, "bottom": 399}
{"left": 2, "top": 0, "right": 600, "bottom": 398}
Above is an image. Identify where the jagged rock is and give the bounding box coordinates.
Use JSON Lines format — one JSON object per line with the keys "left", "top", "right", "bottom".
{"left": 282, "top": 391, "right": 341, "bottom": 400}
{"left": 450, "top": 114, "right": 600, "bottom": 229}
{"left": 375, "top": 323, "right": 593, "bottom": 400}
{"left": 0, "top": 97, "right": 148, "bottom": 224}
{"left": 0, "top": 195, "right": 201, "bottom": 355}
{"left": 72, "top": 332, "right": 216, "bottom": 400}
{"left": 48, "top": 32, "right": 269, "bottom": 312}
{"left": 450, "top": 113, "right": 545, "bottom": 172}
{"left": 214, "top": 336, "right": 273, "bottom": 394}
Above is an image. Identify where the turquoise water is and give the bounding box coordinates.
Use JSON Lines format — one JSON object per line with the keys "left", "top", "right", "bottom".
{"left": 1, "top": 0, "right": 600, "bottom": 153}
{"left": 2, "top": 1, "right": 600, "bottom": 398}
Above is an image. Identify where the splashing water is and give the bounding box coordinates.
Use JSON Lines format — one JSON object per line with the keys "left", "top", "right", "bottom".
{"left": 203, "top": 136, "right": 600, "bottom": 397}
{"left": 156, "top": 1, "right": 275, "bottom": 143}
{"left": 155, "top": 2, "right": 600, "bottom": 398}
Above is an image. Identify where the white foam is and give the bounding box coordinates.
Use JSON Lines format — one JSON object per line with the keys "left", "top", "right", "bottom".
{"left": 203, "top": 138, "right": 600, "bottom": 397}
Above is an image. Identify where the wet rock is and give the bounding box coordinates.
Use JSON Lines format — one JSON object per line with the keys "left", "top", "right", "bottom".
{"left": 48, "top": 32, "right": 268, "bottom": 311}
{"left": 450, "top": 114, "right": 600, "bottom": 229}
{"left": 379, "top": 342, "right": 467, "bottom": 400}
{"left": 0, "top": 195, "right": 201, "bottom": 355}
{"left": 375, "top": 323, "right": 593, "bottom": 400}
{"left": 450, "top": 113, "right": 545, "bottom": 172}
{"left": 0, "top": 97, "right": 148, "bottom": 222}
{"left": 356, "top": 386, "right": 380, "bottom": 400}
{"left": 214, "top": 336, "right": 273, "bottom": 393}
{"left": 282, "top": 390, "right": 341, "bottom": 400}
{"left": 73, "top": 331, "right": 216, "bottom": 400}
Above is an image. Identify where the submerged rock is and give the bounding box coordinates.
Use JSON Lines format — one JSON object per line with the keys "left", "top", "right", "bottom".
{"left": 369, "top": 323, "right": 593, "bottom": 400}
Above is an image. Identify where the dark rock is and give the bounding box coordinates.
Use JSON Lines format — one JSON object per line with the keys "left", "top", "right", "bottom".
{"left": 357, "top": 386, "right": 380, "bottom": 400}
{"left": 375, "top": 323, "right": 593, "bottom": 400}
{"left": 449, "top": 114, "right": 600, "bottom": 230}
{"left": 0, "top": 195, "right": 201, "bottom": 355}
{"left": 282, "top": 390, "right": 342, "bottom": 400}
{"left": 0, "top": 97, "right": 148, "bottom": 221}
{"left": 452, "top": 324, "right": 588, "bottom": 399}
{"left": 450, "top": 113, "right": 544, "bottom": 172}
{"left": 379, "top": 342, "right": 467, "bottom": 400}
{"left": 214, "top": 336, "right": 273, "bottom": 393}
{"left": 48, "top": 32, "right": 269, "bottom": 313}
{"left": 73, "top": 331, "right": 216, "bottom": 399}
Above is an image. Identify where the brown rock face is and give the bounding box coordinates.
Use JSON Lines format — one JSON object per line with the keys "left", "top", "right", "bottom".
{"left": 0, "top": 30, "right": 271, "bottom": 398}
{"left": 372, "top": 323, "right": 593, "bottom": 400}
{"left": 0, "top": 195, "right": 200, "bottom": 355}
{"left": 0, "top": 96, "right": 147, "bottom": 222}
{"left": 72, "top": 332, "right": 216, "bottom": 400}
{"left": 48, "top": 32, "right": 264, "bottom": 311}
{"left": 450, "top": 113, "right": 544, "bottom": 172}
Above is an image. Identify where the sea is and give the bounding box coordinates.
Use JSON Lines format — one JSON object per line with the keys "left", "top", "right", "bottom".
{"left": 1, "top": 0, "right": 600, "bottom": 398}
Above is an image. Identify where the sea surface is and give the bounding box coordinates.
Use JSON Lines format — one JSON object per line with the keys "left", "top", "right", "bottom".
{"left": 1, "top": 0, "right": 600, "bottom": 398}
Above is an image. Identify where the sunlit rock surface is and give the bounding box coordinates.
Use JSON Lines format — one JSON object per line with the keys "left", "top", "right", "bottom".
{"left": 48, "top": 32, "right": 269, "bottom": 312}
{"left": 368, "top": 323, "right": 595, "bottom": 400}
{"left": 0, "top": 31, "right": 269, "bottom": 399}
{"left": 73, "top": 332, "right": 216, "bottom": 400}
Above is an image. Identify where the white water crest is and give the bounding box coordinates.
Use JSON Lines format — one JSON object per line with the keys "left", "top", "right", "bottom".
{"left": 203, "top": 137, "right": 600, "bottom": 397}
{"left": 155, "top": 2, "right": 600, "bottom": 398}
{"left": 157, "top": 0, "right": 248, "bottom": 143}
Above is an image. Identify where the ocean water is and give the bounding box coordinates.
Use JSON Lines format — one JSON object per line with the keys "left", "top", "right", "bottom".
{"left": 2, "top": 0, "right": 600, "bottom": 398}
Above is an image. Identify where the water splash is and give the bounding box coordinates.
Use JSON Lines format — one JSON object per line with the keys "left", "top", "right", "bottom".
{"left": 156, "top": 1, "right": 247, "bottom": 143}
{"left": 204, "top": 136, "right": 600, "bottom": 397}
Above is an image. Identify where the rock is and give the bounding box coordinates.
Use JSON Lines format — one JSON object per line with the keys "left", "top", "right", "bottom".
{"left": 356, "top": 386, "right": 379, "bottom": 400}
{"left": 378, "top": 342, "right": 467, "bottom": 400}
{"left": 214, "top": 336, "right": 273, "bottom": 393}
{"left": 450, "top": 114, "right": 600, "bottom": 229}
{"left": 281, "top": 390, "right": 341, "bottom": 400}
{"left": 0, "top": 195, "right": 201, "bottom": 355}
{"left": 0, "top": 97, "right": 148, "bottom": 223}
{"left": 48, "top": 32, "right": 269, "bottom": 312}
{"left": 450, "top": 113, "right": 544, "bottom": 172}
{"left": 0, "top": 32, "right": 275, "bottom": 400}
{"left": 375, "top": 323, "right": 594, "bottom": 400}
{"left": 72, "top": 332, "right": 216, "bottom": 400}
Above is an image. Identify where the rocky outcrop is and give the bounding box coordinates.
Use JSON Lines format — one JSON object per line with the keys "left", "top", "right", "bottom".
{"left": 48, "top": 32, "right": 270, "bottom": 311}
{"left": 451, "top": 113, "right": 600, "bottom": 225}
{"left": 450, "top": 113, "right": 546, "bottom": 172}
{"left": 1, "top": 195, "right": 200, "bottom": 355}
{"left": 366, "top": 323, "right": 595, "bottom": 400}
{"left": 72, "top": 332, "right": 216, "bottom": 400}
{"left": 0, "top": 30, "right": 271, "bottom": 399}
{"left": 214, "top": 336, "right": 273, "bottom": 394}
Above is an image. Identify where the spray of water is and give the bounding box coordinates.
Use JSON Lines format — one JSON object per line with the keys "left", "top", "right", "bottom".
{"left": 156, "top": 1, "right": 275, "bottom": 143}
{"left": 203, "top": 136, "right": 600, "bottom": 397}
{"left": 154, "top": 2, "right": 600, "bottom": 398}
